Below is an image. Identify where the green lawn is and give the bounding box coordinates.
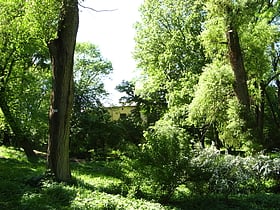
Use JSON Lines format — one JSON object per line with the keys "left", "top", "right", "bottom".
{"left": 1, "top": 146, "right": 280, "bottom": 210}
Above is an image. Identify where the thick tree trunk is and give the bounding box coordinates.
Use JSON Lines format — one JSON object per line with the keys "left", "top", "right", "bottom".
{"left": 226, "top": 27, "right": 250, "bottom": 109}
{"left": 47, "top": 0, "right": 79, "bottom": 181}
{"left": 0, "top": 91, "right": 36, "bottom": 159}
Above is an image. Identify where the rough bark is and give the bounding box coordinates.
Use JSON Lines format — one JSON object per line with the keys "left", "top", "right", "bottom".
{"left": 0, "top": 91, "right": 36, "bottom": 159}
{"left": 47, "top": 0, "right": 79, "bottom": 181}
{"left": 226, "top": 27, "right": 250, "bottom": 109}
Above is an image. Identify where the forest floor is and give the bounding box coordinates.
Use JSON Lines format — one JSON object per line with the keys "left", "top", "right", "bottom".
{"left": 1, "top": 146, "right": 280, "bottom": 210}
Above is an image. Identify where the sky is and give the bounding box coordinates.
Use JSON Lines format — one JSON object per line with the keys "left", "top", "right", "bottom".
{"left": 77, "top": 0, "right": 144, "bottom": 105}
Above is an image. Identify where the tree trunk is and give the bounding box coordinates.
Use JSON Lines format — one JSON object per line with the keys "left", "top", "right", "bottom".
{"left": 47, "top": 0, "right": 79, "bottom": 181}
{"left": 226, "top": 27, "right": 250, "bottom": 109}
{"left": 0, "top": 91, "right": 36, "bottom": 159}
{"left": 256, "top": 82, "right": 265, "bottom": 143}
{"left": 226, "top": 25, "right": 261, "bottom": 143}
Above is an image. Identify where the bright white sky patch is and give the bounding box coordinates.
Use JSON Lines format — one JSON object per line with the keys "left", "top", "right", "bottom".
{"left": 77, "top": 0, "right": 143, "bottom": 105}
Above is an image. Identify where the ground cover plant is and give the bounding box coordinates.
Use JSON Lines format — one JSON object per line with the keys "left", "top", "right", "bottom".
{"left": 2, "top": 145, "right": 280, "bottom": 210}
{"left": 0, "top": 146, "right": 168, "bottom": 210}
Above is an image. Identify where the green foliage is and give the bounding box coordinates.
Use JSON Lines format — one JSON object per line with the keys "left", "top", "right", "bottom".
{"left": 188, "top": 61, "right": 253, "bottom": 148}
{"left": 24, "top": 0, "right": 61, "bottom": 41}
{"left": 135, "top": 119, "right": 190, "bottom": 201}
{"left": 134, "top": 0, "right": 206, "bottom": 121}
{"left": 0, "top": 146, "right": 172, "bottom": 210}
{"left": 190, "top": 0, "right": 280, "bottom": 149}
{"left": 70, "top": 42, "right": 113, "bottom": 158}
{"left": 189, "top": 146, "right": 280, "bottom": 195}
{"left": 73, "top": 42, "right": 112, "bottom": 109}
{"left": 70, "top": 107, "right": 113, "bottom": 158}
{"left": 116, "top": 80, "right": 157, "bottom": 124}
{"left": 114, "top": 117, "right": 144, "bottom": 147}
{"left": 0, "top": 0, "right": 56, "bottom": 150}
{"left": 3, "top": 146, "right": 280, "bottom": 209}
{"left": 189, "top": 61, "right": 234, "bottom": 126}
{"left": 8, "top": 65, "right": 51, "bottom": 148}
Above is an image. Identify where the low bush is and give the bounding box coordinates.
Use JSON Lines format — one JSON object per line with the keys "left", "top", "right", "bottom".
{"left": 189, "top": 146, "right": 280, "bottom": 195}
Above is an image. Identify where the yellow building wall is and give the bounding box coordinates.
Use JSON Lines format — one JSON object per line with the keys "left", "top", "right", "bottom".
{"left": 106, "top": 106, "right": 136, "bottom": 121}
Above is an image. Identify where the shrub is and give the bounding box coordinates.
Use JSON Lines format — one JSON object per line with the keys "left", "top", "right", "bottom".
{"left": 189, "top": 146, "right": 280, "bottom": 195}
{"left": 134, "top": 119, "right": 190, "bottom": 202}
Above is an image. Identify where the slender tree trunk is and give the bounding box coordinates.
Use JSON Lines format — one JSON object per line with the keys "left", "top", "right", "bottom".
{"left": 226, "top": 26, "right": 250, "bottom": 109}
{"left": 47, "top": 0, "right": 79, "bottom": 181}
{"left": 0, "top": 91, "right": 36, "bottom": 159}
{"left": 265, "top": 89, "right": 280, "bottom": 128}
{"left": 256, "top": 82, "right": 265, "bottom": 143}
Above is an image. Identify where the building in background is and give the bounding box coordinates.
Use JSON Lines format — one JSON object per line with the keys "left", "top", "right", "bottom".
{"left": 106, "top": 105, "right": 136, "bottom": 121}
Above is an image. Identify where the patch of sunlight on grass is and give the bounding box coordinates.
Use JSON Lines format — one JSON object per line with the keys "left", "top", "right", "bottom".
{"left": 71, "top": 189, "right": 172, "bottom": 210}
{"left": 0, "top": 146, "right": 27, "bottom": 161}
{"left": 77, "top": 173, "right": 122, "bottom": 187}
{"left": 73, "top": 171, "right": 126, "bottom": 195}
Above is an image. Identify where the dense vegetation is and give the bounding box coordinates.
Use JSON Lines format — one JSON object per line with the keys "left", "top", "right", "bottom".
{"left": 1, "top": 0, "right": 280, "bottom": 209}
{"left": 2, "top": 146, "right": 280, "bottom": 209}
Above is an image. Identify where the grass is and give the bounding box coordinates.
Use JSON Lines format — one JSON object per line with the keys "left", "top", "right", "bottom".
{"left": 0, "top": 146, "right": 169, "bottom": 210}
{"left": 1, "top": 146, "right": 280, "bottom": 209}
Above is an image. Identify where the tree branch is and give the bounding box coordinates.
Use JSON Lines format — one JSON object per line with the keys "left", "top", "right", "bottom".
{"left": 78, "top": 2, "right": 117, "bottom": 13}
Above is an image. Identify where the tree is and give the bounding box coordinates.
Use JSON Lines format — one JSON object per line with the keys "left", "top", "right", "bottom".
{"left": 135, "top": 0, "right": 280, "bottom": 151}
{"left": 134, "top": 0, "right": 206, "bottom": 126}
{"left": 70, "top": 42, "right": 113, "bottom": 158}
{"left": 200, "top": 0, "right": 280, "bottom": 147}
{"left": 47, "top": 0, "right": 79, "bottom": 181}
{"left": 116, "top": 80, "right": 167, "bottom": 125}
{"left": 0, "top": 0, "right": 49, "bottom": 159}
{"left": 8, "top": 59, "right": 51, "bottom": 150}
{"left": 73, "top": 42, "right": 112, "bottom": 111}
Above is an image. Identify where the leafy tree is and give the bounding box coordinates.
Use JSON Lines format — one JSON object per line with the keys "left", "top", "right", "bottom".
{"left": 188, "top": 61, "right": 234, "bottom": 148}
{"left": 0, "top": 0, "right": 56, "bottom": 159}
{"left": 73, "top": 42, "right": 112, "bottom": 110}
{"left": 133, "top": 2, "right": 280, "bottom": 200}
{"left": 134, "top": 0, "right": 206, "bottom": 110}
{"left": 116, "top": 80, "right": 167, "bottom": 125}
{"left": 70, "top": 42, "right": 113, "bottom": 158}
{"left": 199, "top": 0, "right": 280, "bottom": 147}
{"left": 9, "top": 62, "right": 51, "bottom": 149}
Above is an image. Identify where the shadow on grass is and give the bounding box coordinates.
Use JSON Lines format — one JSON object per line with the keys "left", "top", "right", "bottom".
{"left": 3, "top": 151, "right": 280, "bottom": 210}
{"left": 71, "top": 160, "right": 280, "bottom": 209}
{"left": 71, "top": 160, "right": 124, "bottom": 179}
{"left": 168, "top": 193, "right": 280, "bottom": 210}
{"left": 0, "top": 157, "right": 76, "bottom": 210}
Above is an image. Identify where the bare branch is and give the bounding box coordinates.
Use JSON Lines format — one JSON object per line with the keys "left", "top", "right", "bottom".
{"left": 78, "top": 2, "right": 117, "bottom": 13}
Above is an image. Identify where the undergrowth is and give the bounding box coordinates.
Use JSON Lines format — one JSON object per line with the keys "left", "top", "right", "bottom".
{"left": 1, "top": 146, "right": 280, "bottom": 209}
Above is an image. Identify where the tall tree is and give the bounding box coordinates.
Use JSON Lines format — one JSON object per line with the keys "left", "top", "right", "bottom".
{"left": 0, "top": 0, "right": 40, "bottom": 159}
{"left": 197, "top": 0, "right": 280, "bottom": 147}
{"left": 134, "top": 0, "right": 206, "bottom": 127}
{"left": 73, "top": 42, "right": 112, "bottom": 111}
{"left": 47, "top": 0, "right": 79, "bottom": 181}
{"left": 70, "top": 42, "right": 112, "bottom": 157}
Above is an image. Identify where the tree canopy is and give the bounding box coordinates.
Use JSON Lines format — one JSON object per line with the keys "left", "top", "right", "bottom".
{"left": 134, "top": 0, "right": 280, "bottom": 150}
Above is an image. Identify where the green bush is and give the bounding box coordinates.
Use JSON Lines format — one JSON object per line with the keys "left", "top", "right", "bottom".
{"left": 134, "top": 119, "right": 190, "bottom": 202}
